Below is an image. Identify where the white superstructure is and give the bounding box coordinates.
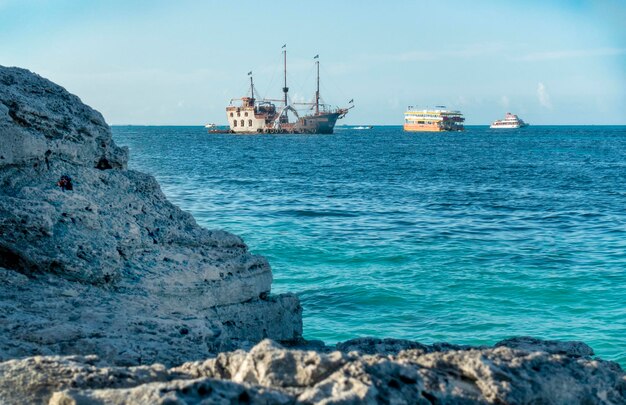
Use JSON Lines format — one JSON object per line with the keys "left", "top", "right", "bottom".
{"left": 490, "top": 113, "right": 528, "bottom": 129}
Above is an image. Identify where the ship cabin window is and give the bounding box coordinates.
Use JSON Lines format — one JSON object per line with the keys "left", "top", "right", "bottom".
{"left": 245, "top": 112, "right": 248, "bottom": 117}
{"left": 240, "top": 119, "right": 245, "bottom": 127}
{"left": 418, "top": 121, "right": 425, "bottom": 124}
{"left": 230, "top": 112, "right": 233, "bottom": 117}
{"left": 248, "top": 119, "right": 253, "bottom": 127}
{"left": 237, "top": 111, "right": 241, "bottom": 117}
{"left": 233, "top": 120, "right": 237, "bottom": 127}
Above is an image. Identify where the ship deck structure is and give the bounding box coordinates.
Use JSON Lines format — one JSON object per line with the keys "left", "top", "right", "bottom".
{"left": 403, "top": 106, "right": 465, "bottom": 132}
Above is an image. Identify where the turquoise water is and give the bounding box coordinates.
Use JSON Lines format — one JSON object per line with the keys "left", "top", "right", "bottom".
{"left": 112, "top": 125, "right": 626, "bottom": 365}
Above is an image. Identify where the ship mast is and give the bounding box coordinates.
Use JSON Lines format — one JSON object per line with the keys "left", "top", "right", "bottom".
{"left": 315, "top": 55, "right": 320, "bottom": 115}
{"left": 249, "top": 71, "right": 254, "bottom": 100}
{"left": 282, "top": 45, "right": 288, "bottom": 107}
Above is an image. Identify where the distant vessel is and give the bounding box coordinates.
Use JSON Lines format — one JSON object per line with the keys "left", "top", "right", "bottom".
{"left": 490, "top": 113, "right": 528, "bottom": 129}
{"left": 352, "top": 126, "right": 373, "bottom": 130}
{"left": 404, "top": 106, "right": 465, "bottom": 132}
{"left": 225, "top": 47, "right": 352, "bottom": 134}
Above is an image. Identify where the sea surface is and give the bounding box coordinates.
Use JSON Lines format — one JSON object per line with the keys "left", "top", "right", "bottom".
{"left": 112, "top": 125, "right": 626, "bottom": 365}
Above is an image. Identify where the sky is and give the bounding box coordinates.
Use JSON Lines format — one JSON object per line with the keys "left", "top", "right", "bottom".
{"left": 1, "top": 0, "right": 625, "bottom": 125}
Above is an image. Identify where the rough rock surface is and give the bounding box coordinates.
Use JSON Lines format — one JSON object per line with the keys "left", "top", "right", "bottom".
{"left": 0, "top": 66, "right": 302, "bottom": 366}
{"left": 1, "top": 338, "right": 624, "bottom": 404}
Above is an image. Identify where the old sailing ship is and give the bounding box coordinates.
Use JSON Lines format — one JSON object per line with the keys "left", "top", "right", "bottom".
{"left": 223, "top": 47, "right": 352, "bottom": 134}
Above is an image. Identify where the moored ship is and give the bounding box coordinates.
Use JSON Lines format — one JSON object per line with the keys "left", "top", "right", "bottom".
{"left": 490, "top": 112, "right": 528, "bottom": 129}
{"left": 403, "top": 106, "right": 465, "bottom": 132}
{"left": 224, "top": 48, "right": 351, "bottom": 134}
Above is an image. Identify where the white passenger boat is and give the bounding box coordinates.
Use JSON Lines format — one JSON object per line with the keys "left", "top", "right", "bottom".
{"left": 490, "top": 113, "right": 528, "bottom": 129}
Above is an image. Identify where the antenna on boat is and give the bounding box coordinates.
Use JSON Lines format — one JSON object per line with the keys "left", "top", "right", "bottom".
{"left": 282, "top": 44, "right": 288, "bottom": 107}
{"left": 314, "top": 54, "right": 320, "bottom": 115}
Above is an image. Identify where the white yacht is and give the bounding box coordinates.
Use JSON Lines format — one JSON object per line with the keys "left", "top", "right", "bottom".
{"left": 490, "top": 113, "right": 528, "bottom": 129}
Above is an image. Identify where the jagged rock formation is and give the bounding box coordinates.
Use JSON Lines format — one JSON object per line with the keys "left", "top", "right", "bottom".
{"left": 0, "top": 66, "right": 302, "bottom": 366}
{"left": 0, "top": 338, "right": 624, "bottom": 404}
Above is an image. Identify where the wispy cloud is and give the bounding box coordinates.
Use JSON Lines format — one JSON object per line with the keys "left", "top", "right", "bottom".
{"left": 537, "top": 82, "right": 552, "bottom": 109}
{"left": 395, "top": 43, "right": 506, "bottom": 62}
{"left": 515, "top": 48, "right": 626, "bottom": 61}
{"left": 500, "top": 96, "right": 510, "bottom": 109}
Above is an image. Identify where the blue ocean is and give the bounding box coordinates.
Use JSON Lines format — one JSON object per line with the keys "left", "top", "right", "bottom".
{"left": 112, "top": 125, "right": 626, "bottom": 365}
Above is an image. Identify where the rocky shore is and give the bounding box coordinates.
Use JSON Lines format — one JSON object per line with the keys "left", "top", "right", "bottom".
{"left": 1, "top": 66, "right": 624, "bottom": 404}
{"left": 1, "top": 337, "right": 624, "bottom": 404}
{"left": 0, "top": 65, "right": 301, "bottom": 367}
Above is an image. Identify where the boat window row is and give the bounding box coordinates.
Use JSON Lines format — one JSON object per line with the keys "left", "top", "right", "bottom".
{"left": 229, "top": 111, "right": 250, "bottom": 117}
{"left": 406, "top": 115, "right": 442, "bottom": 120}
{"left": 232, "top": 119, "right": 254, "bottom": 127}
{"left": 405, "top": 119, "right": 435, "bottom": 124}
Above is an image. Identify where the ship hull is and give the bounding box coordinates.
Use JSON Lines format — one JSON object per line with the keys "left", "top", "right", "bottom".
{"left": 490, "top": 123, "right": 528, "bottom": 129}
{"left": 403, "top": 124, "right": 464, "bottom": 132}
{"left": 296, "top": 112, "right": 341, "bottom": 134}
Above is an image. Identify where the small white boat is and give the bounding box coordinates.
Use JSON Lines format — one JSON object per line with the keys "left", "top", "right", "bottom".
{"left": 204, "top": 123, "right": 217, "bottom": 129}
{"left": 490, "top": 113, "right": 528, "bottom": 129}
{"left": 352, "top": 126, "right": 373, "bottom": 130}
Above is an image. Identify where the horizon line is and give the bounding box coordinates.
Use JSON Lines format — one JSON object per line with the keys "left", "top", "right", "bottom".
{"left": 109, "top": 124, "right": 626, "bottom": 127}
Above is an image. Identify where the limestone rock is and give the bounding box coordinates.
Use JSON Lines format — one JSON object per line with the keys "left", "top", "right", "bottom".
{"left": 0, "top": 65, "right": 302, "bottom": 366}
{"left": 0, "top": 355, "right": 171, "bottom": 405}
{"left": 0, "top": 66, "right": 127, "bottom": 170}
{"left": 49, "top": 378, "right": 293, "bottom": 405}
{"left": 174, "top": 339, "right": 350, "bottom": 390}
{"left": 335, "top": 337, "right": 430, "bottom": 355}
{"left": 1, "top": 339, "right": 623, "bottom": 405}
{"left": 495, "top": 335, "right": 595, "bottom": 357}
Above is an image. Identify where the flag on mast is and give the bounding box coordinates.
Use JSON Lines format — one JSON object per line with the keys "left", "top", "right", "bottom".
{"left": 282, "top": 44, "right": 286, "bottom": 48}
{"left": 349, "top": 99, "right": 354, "bottom": 103}
{"left": 314, "top": 54, "right": 319, "bottom": 59}
{"left": 247, "top": 71, "right": 252, "bottom": 76}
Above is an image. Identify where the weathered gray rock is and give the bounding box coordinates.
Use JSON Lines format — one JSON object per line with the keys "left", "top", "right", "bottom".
{"left": 0, "top": 65, "right": 302, "bottom": 366}
{"left": 335, "top": 337, "right": 430, "bottom": 355}
{"left": 0, "top": 354, "right": 172, "bottom": 405}
{"left": 49, "top": 378, "right": 294, "bottom": 405}
{"left": 1, "top": 339, "right": 623, "bottom": 405}
{"left": 495, "top": 336, "right": 595, "bottom": 357}
{"left": 0, "top": 67, "right": 127, "bottom": 170}
{"left": 174, "top": 339, "right": 350, "bottom": 390}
